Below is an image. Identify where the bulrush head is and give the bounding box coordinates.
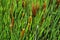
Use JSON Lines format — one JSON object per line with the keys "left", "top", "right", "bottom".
{"left": 42, "top": 1, "right": 46, "bottom": 11}
{"left": 22, "top": 0, "right": 27, "bottom": 8}
{"left": 32, "top": 3, "right": 37, "bottom": 17}
{"left": 20, "top": 28, "right": 25, "bottom": 37}
{"left": 28, "top": 16, "right": 32, "bottom": 23}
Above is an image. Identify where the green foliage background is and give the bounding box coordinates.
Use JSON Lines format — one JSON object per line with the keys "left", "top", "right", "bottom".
{"left": 0, "top": 0, "right": 60, "bottom": 40}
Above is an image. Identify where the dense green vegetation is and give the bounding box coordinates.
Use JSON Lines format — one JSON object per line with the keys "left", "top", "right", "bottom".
{"left": 0, "top": 0, "right": 60, "bottom": 40}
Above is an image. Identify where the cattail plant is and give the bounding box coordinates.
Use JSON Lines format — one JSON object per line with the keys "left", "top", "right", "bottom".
{"left": 0, "top": 0, "right": 60, "bottom": 40}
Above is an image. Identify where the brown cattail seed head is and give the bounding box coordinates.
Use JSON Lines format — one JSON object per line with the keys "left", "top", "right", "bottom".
{"left": 21, "top": 28, "right": 25, "bottom": 37}
{"left": 55, "top": 0, "right": 60, "bottom": 9}
{"left": 10, "top": 17, "right": 14, "bottom": 32}
{"left": 11, "top": 17, "right": 14, "bottom": 26}
{"left": 22, "top": 0, "right": 26, "bottom": 8}
{"left": 43, "top": 1, "right": 46, "bottom": 10}
{"left": 27, "top": 23, "right": 30, "bottom": 30}
{"left": 28, "top": 16, "right": 32, "bottom": 23}
{"left": 32, "top": 3, "right": 37, "bottom": 17}
{"left": 10, "top": 17, "right": 14, "bottom": 27}
{"left": 57, "top": 0, "right": 60, "bottom": 4}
